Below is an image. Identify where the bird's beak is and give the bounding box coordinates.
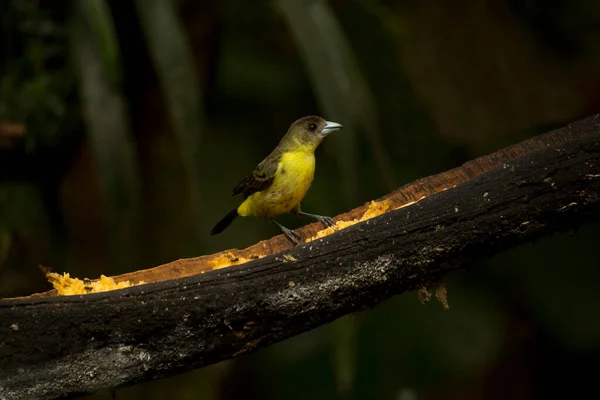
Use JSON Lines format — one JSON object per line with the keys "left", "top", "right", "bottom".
{"left": 321, "top": 121, "right": 343, "bottom": 135}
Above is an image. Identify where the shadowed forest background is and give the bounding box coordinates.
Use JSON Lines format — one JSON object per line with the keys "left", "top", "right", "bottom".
{"left": 1, "top": 0, "right": 600, "bottom": 399}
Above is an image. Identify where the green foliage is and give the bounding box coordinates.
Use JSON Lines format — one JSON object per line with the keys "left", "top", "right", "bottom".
{"left": 0, "top": 0, "right": 74, "bottom": 150}
{"left": 80, "top": 0, "right": 123, "bottom": 85}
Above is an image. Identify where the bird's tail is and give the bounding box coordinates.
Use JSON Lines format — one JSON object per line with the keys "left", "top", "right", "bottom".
{"left": 210, "top": 208, "right": 238, "bottom": 235}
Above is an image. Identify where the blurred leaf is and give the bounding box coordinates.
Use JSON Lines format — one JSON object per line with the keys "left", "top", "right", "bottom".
{"left": 71, "top": 1, "right": 141, "bottom": 271}
{"left": 0, "top": 0, "right": 74, "bottom": 149}
{"left": 279, "top": 0, "right": 397, "bottom": 203}
{"left": 134, "top": 0, "right": 205, "bottom": 240}
{"left": 79, "top": 0, "right": 122, "bottom": 84}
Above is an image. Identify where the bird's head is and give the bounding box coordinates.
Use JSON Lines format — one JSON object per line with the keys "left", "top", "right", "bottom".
{"left": 284, "top": 116, "right": 343, "bottom": 150}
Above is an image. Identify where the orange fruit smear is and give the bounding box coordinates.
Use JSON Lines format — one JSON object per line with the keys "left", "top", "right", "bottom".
{"left": 208, "top": 251, "right": 263, "bottom": 270}
{"left": 305, "top": 200, "right": 394, "bottom": 242}
{"left": 46, "top": 272, "right": 141, "bottom": 296}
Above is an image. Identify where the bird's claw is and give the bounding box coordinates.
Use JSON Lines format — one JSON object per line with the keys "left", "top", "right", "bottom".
{"left": 318, "top": 216, "right": 335, "bottom": 228}
{"left": 271, "top": 219, "right": 303, "bottom": 245}
{"left": 283, "top": 228, "right": 303, "bottom": 245}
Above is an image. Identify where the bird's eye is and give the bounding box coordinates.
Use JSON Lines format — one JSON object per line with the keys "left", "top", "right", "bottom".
{"left": 308, "top": 123, "right": 317, "bottom": 131}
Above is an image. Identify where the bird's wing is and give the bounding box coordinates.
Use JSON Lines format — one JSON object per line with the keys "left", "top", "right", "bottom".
{"left": 232, "top": 153, "right": 280, "bottom": 199}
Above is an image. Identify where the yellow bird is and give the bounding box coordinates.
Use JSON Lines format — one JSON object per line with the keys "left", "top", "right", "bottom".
{"left": 210, "top": 116, "right": 343, "bottom": 244}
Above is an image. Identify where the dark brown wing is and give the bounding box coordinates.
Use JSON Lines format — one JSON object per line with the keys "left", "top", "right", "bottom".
{"left": 232, "top": 152, "right": 280, "bottom": 199}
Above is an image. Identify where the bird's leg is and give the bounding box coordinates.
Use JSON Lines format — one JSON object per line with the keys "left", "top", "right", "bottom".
{"left": 271, "top": 220, "right": 303, "bottom": 245}
{"left": 296, "top": 211, "right": 335, "bottom": 228}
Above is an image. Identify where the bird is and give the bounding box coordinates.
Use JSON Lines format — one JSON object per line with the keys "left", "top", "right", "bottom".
{"left": 210, "top": 115, "right": 343, "bottom": 245}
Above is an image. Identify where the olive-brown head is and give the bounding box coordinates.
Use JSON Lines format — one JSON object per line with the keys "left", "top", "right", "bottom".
{"left": 280, "top": 115, "right": 343, "bottom": 151}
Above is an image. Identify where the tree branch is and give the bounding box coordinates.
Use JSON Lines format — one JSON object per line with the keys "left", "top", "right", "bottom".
{"left": 1, "top": 114, "right": 600, "bottom": 400}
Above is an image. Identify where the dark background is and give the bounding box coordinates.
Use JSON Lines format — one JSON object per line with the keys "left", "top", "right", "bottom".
{"left": 1, "top": 0, "right": 600, "bottom": 399}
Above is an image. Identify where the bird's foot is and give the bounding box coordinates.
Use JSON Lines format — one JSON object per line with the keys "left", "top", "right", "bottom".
{"left": 272, "top": 220, "right": 303, "bottom": 245}
{"left": 316, "top": 215, "right": 335, "bottom": 228}
{"left": 299, "top": 211, "right": 335, "bottom": 228}
{"left": 282, "top": 227, "right": 303, "bottom": 245}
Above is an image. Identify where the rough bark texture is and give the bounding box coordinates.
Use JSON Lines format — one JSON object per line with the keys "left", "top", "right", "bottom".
{"left": 1, "top": 114, "right": 600, "bottom": 400}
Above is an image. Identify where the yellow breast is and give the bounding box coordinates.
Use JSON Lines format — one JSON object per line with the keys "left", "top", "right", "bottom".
{"left": 238, "top": 150, "right": 315, "bottom": 218}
